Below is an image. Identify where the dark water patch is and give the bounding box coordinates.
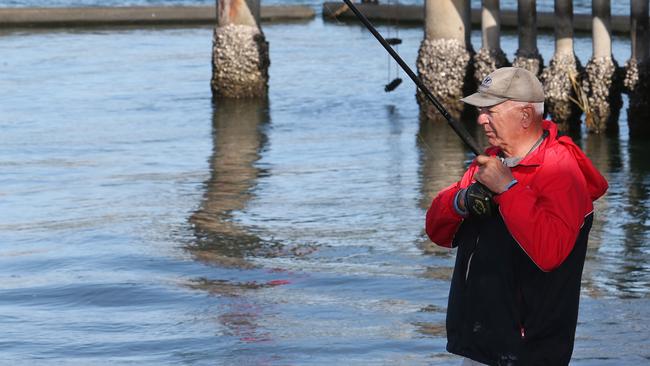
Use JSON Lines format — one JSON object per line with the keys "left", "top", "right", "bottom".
{"left": 419, "top": 304, "right": 445, "bottom": 313}
{"left": 420, "top": 266, "right": 454, "bottom": 281}
{"left": 0, "top": 283, "right": 185, "bottom": 308}
{"left": 413, "top": 321, "right": 447, "bottom": 337}
{"left": 37, "top": 336, "right": 224, "bottom": 361}
{"left": 187, "top": 277, "right": 291, "bottom": 298}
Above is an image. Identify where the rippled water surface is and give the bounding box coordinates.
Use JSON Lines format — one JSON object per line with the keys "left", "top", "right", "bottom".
{"left": 1, "top": 14, "right": 649, "bottom": 366}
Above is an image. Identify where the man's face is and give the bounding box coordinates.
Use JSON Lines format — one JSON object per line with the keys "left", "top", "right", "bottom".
{"left": 476, "top": 100, "right": 522, "bottom": 148}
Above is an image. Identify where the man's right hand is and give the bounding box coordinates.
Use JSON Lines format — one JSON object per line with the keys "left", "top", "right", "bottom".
{"left": 464, "top": 182, "right": 497, "bottom": 218}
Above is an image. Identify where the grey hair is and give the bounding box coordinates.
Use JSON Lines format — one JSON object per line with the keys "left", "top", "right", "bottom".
{"left": 511, "top": 101, "right": 545, "bottom": 118}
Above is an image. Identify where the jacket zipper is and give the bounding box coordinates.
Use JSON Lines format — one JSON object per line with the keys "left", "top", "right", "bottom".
{"left": 465, "top": 253, "right": 474, "bottom": 281}
{"left": 465, "top": 236, "right": 480, "bottom": 281}
{"left": 517, "top": 287, "right": 526, "bottom": 340}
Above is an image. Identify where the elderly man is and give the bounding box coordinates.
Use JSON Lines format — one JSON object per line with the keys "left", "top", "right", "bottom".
{"left": 425, "top": 67, "right": 608, "bottom": 365}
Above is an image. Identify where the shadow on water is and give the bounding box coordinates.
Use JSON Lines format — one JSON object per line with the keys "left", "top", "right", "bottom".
{"left": 187, "top": 97, "right": 272, "bottom": 270}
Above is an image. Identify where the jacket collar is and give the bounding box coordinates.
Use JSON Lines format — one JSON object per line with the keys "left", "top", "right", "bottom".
{"left": 489, "top": 120, "right": 556, "bottom": 167}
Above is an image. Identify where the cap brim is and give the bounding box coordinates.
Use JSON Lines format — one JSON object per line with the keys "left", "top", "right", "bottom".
{"left": 460, "top": 92, "right": 508, "bottom": 107}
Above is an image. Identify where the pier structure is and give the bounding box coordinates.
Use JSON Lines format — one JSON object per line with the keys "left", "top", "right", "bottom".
{"left": 540, "top": 0, "right": 583, "bottom": 133}
{"left": 325, "top": 1, "right": 650, "bottom": 136}
{"left": 473, "top": 0, "right": 510, "bottom": 84}
{"left": 211, "top": 0, "right": 270, "bottom": 98}
{"left": 0, "top": 5, "right": 314, "bottom": 28}
{"left": 512, "top": 0, "right": 543, "bottom": 76}
{"left": 583, "top": 0, "right": 622, "bottom": 134}
{"left": 625, "top": 0, "right": 650, "bottom": 135}
{"left": 416, "top": 0, "right": 474, "bottom": 120}
{"left": 2, "top": 2, "right": 648, "bottom": 133}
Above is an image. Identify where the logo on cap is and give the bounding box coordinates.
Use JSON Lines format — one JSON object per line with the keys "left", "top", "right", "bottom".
{"left": 479, "top": 76, "right": 492, "bottom": 92}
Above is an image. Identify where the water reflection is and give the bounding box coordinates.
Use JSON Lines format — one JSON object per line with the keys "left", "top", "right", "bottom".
{"left": 583, "top": 132, "right": 623, "bottom": 174}
{"left": 581, "top": 133, "right": 620, "bottom": 251}
{"left": 184, "top": 98, "right": 283, "bottom": 352}
{"left": 615, "top": 137, "right": 650, "bottom": 297}
{"left": 188, "top": 98, "right": 271, "bottom": 269}
{"left": 416, "top": 115, "right": 473, "bottom": 255}
{"left": 385, "top": 105, "right": 406, "bottom": 193}
{"left": 625, "top": 137, "right": 650, "bottom": 249}
{"left": 565, "top": 131, "right": 649, "bottom": 299}
{"left": 416, "top": 115, "right": 472, "bottom": 210}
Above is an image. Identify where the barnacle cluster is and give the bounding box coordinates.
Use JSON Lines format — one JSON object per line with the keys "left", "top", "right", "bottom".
{"left": 473, "top": 47, "right": 509, "bottom": 85}
{"left": 211, "top": 24, "right": 270, "bottom": 98}
{"left": 416, "top": 38, "right": 472, "bottom": 120}
{"left": 583, "top": 56, "right": 622, "bottom": 133}
{"left": 541, "top": 53, "right": 583, "bottom": 131}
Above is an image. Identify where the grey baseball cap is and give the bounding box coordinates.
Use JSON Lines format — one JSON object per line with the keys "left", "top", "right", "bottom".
{"left": 461, "top": 67, "right": 545, "bottom": 107}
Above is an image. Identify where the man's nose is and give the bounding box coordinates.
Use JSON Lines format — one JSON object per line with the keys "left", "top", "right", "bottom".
{"left": 477, "top": 112, "right": 489, "bottom": 125}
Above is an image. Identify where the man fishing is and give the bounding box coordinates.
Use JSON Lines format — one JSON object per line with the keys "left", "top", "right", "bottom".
{"left": 338, "top": 3, "right": 609, "bottom": 363}
{"left": 425, "top": 67, "right": 608, "bottom": 365}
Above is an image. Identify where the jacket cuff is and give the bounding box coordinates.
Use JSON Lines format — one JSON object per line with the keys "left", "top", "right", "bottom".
{"left": 446, "top": 187, "right": 465, "bottom": 220}
{"left": 453, "top": 189, "right": 469, "bottom": 217}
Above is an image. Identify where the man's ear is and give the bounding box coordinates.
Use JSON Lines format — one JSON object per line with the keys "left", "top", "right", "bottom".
{"left": 521, "top": 104, "right": 534, "bottom": 128}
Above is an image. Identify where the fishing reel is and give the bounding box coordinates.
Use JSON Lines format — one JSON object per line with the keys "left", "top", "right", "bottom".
{"left": 464, "top": 182, "right": 497, "bottom": 218}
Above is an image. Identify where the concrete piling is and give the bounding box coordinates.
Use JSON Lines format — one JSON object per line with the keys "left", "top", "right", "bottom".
{"left": 583, "top": 0, "right": 622, "bottom": 134}
{"left": 625, "top": 0, "right": 650, "bottom": 136}
{"left": 417, "top": 0, "right": 473, "bottom": 121}
{"left": 473, "top": 0, "right": 510, "bottom": 83}
{"left": 211, "top": 0, "right": 270, "bottom": 98}
{"left": 540, "top": 0, "right": 583, "bottom": 133}
{"left": 512, "top": 0, "right": 543, "bottom": 76}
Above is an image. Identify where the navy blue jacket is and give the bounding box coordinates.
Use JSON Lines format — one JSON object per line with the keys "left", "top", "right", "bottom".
{"left": 446, "top": 213, "right": 593, "bottom": 366}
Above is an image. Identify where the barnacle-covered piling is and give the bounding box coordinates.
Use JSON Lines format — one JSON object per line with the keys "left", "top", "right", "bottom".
{"left": 417, "top": 0, "right": 473, "bottom": 120}
{"left": 512, "top": 51, "right": 544, "bottom": 77}
{"left": 541, "top": 0, "right": 582, "bottom": 132}
{"left": 583, "top": 57, "right": 621, "bottom": 134}
{"left": 473, "top": 0, "right": 509, "bottom": 83}
{"left": 211, "top": 0, "right": 269, "bottom": 98}
{"left": 626, "top": 60, "right": 650, "bottom": 135}
{"left": 625, "top": 0, "right": 650, "bottom": 136}
{"left": 581, "top": 0, "right": 621, "bottom": 134}
{"left": 513, "top": 0, "right": 543, "bottom": 76}
{"left": 542, "top": 54, "right": 583, "bottom": 132}
{"left": 417, "top": 39, "right": 472, "bottom": 119}
{"left": 474, "top": 48, "right": 509, "bottom": 84}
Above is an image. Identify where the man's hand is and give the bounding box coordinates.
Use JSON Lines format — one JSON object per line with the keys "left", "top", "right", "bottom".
{"left": 474, "top": 155, "right": 515, "bottom": 194}
{"left": 464, "top": 182, "right": 497, "bottom": 218}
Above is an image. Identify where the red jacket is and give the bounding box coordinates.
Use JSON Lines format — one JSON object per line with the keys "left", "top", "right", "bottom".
{"left": 425, "top": 120, "right": 608, "bottom": 271}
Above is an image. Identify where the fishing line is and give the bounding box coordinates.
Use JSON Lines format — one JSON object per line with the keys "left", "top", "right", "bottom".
{"left": 342, "top": 0, "right": 482, "bottom": 156}
{"left": 384, "top": 0, "right": 402, "bottom": 92}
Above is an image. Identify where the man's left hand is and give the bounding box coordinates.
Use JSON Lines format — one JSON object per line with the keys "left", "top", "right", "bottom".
{"left": 474, "top": 155, "right": 515, "bottom": 194}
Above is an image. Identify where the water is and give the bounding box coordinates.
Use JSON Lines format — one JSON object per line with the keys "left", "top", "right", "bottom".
{"left": 0, "top": 0, "right": 636, "bottom": 16}
{"left": 1, "top": 14, "right": 649, "bottom": 366}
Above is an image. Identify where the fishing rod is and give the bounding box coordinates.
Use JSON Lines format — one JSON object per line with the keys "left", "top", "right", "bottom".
{"left": 341, "top": 0, "right": 482, "bottom": 156}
